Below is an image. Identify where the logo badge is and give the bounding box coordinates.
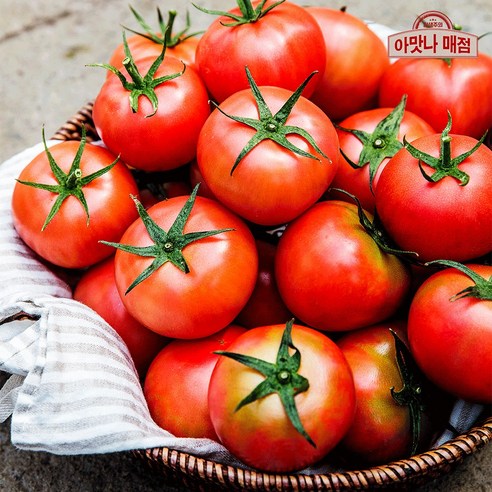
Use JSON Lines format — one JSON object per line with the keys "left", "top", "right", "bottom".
{"left": 388, "top": 11, "right": 478, "bottom": 58}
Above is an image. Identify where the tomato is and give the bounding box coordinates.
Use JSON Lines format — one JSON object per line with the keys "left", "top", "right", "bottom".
{"left": 374, "top": 122, "right": 492, "bottom": 262}
{"left": 307, "top": 6, "right": 390, "bottom": 121}
{"left": 378, "top": 54, "right": 492, "bottom": 139}
{"left": 107, "top": 9, "right": 199, "bottom": 73}
{"left": 197, "top": 71, "right": 339, "bottom": 226}
{"left": 11, "top": 134, "right": 139, "bottom": 269}
{"left": 208, "top": 321, "right": 355, "bottom": 472}
{"left": 408, "top": 262, "right": 492, "bottom": 404}
{"left": 331, "top": 100, "right": 435, "bottom": 213}
{"left": 92, "top": 49, "right": 210, "bottom": 172}
{"left": 144, "top": 325, "right": 246, "bottom": 440}
{"left": 109, "top": 188, "right": 258, "bottom": 339}
{"left": 235, "top": 239, "right": 292, "bottom": 328}
{"left": 337, "top": 321, "right": 447, "bottom": 465}
{"left": 195, "top": 0, "right": 326, "bottom": 103}
{"left": 73, "top": 256, "right": 167, "bottom": 378}
{"left": 275, "top": 200, "right": 411, "bottom": 332}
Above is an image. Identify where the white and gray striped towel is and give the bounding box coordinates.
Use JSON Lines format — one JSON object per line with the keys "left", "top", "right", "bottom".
{"left": 0, "top": 142, "right": 484, "bottom": 467}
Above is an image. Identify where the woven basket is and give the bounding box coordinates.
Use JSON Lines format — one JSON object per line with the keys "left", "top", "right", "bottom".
{"left": 51, "top": 102, "right": 492, "bottom": 491}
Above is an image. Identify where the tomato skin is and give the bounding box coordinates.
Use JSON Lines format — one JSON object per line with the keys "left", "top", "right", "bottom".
{"left": 275, "top": 200, "right": 411, "bottom": 332}
{"left": 378, "top": 55, "right": 492, "bottom": 139}
{"left": 144, "top": 325, "right": 246, "bottom": 440}
{"left": 113, "top": 195, "right": 258, "bottom": 339}
{"left": 208, "top": 324, "right": 356, "bottom": 472}
{"left": 73, "top": 256, "right": 167, "bottom": 378}
{"left": 331, "top": 107, "right": 435, "bottom": 213}
{"left": 197, "top": 87, "right": 339, "bottom": 226}
{"left": 92, "top": 54, "right": 210, "bottom": 172}
{"left": 11, "top": 142, "right": 139, "bottom": 269}
{"left": 408, "top": 265, "right": 492, "bottom": 404}
{"left": 375, "top": 134, "right": 492, "bottom": 262}
{"left": 235, "top": 240, "right": 292, "bottom": 328}
{"left": 108, "top": 34, "right": 199, "bottom": 73}
{"left": 307, "top": 7, "right": 390, "bottom": 121}
{"left": 195, "top": 0, "right": 326, "bottom": 103}
{"left": 337, "top": 321, "right": 418, "bottom": 464}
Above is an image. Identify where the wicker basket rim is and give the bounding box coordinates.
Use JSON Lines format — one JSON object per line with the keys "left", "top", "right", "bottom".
{"left": 51, "top": 102, "right": 492, "bottom": 491}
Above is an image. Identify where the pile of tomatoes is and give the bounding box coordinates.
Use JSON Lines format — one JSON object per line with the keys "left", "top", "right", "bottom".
{"left": 9, "top": 0, "right": 492, "bottom": 474}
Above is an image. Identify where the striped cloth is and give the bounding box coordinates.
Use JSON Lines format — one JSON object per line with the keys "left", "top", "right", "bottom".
{"left": 0, "top": 142, "right": 484, "bottom": 466}
{"left": 0, "top": 141, "right": 232, "bottom": 463}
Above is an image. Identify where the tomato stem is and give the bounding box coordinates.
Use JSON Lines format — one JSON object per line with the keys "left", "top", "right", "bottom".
{"left": 212, "top": 66, "right": 328, "bottom": 175}
{"left": 100, "top": 184, "right": 234, "bottom": 294}
{"left": 87, "top": 32, "right": 186, "bottom": 117}
{"left": 215, "top": 319, "right": 316, "bottom": 447}
{"left": 123, "top": 7, "right": 203, "bottom": 48}
{"left": 389, "top": 329, "right": 426, "bottom": 457}
{"left": 403, "top": 112, "right": 488, "bottom": 186}
{"left": 426, "top": 259, "right": 492, "bottom": 300}
{"left": 329, "top": 188, "right": 419, "bottom": 260}
{"left": 335, "top": 94, "right": 407, "bottom": 193}
{"left": 193, "top": 0, "right": 286, "bottom": 26}
{"left": 15, "top": 126, "right": 119, "bottom": 231}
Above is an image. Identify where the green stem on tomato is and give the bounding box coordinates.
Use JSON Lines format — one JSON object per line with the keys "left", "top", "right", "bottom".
{"left": 100, "top": 184, "right": 234, "bottom": 294}
{"left": 15, "top": 126, "right": 119, "bottom": 231}
{"left": 212, "top": 66, "right": 328, "bottom": 175}
{"left": 404, "top": 112, "right": 488, "bottom": 186}
{"left": 215, "top": 319, "right": 316, "bottom": 447}
{"left": 192, "top": 0, "right": 286, "bottom": 26}
{"left": 336, "top": 94, "right": 407, "bottom": 193}
{"left": 425, "top": 259, "right": 492, "bottom": 301}
{"left": 329, "top": 188, "right": 418, "bottom": 260}
{"left": 123, "top": 7, "right": 202, "bottom": 47}
{"left": 87, "top": 32, "right": 185, "bottom": 117}
{"left": 389, "top": 329, "right": 426, "bottom": 457}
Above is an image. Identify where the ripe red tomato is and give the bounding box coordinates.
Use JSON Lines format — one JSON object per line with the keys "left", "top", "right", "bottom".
{"left": 337, "top": 321, "right": 445, "bottom": 464}
{"left": 73, "top": 256, "right": 167, "bottom": 378}
{"left": 111, "top": 191, "right": 258, "bottom": 339}
{"left": 408, "top": 262, "right": 492, "bottom": 404}
{"left": 375, "top": 127, "right": 492, "bottom": 262}
{"left": 331, "top": 102, "right": 435, "bottom": 213}
{"left": 195, "top": 0, "right": 326, "bottom": 103}
{"left": 275, "top": 200, "right": 411, "bottom": 332}
{"left": 11, "top": 138, "right": 139, "bottom": 269}
{"left": 92, "top": 51, "right": 210, "bottom": 172}
{"left": 235, "top": 239, "right": 292, "bottom": 328}
{"left": 378, "top": 54, "right": 492, "bottom": 139}
{"left": 144, "top": 325, "right": 246, "bottom": 440}
{"left": 208, "top": 321, "right": 355, "bottom": 472}
{"left": 197, "top": 78, "right": 339, "bottom": 226}
{"left": 307, "top": 6, "right": 390, "bottom": 121}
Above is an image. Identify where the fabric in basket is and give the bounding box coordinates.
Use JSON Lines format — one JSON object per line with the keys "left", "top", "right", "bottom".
{"left": 0, "top": 142, "right": 485, "bottom": 469}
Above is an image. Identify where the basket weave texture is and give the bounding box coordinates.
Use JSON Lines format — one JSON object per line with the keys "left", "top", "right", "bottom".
{"left": 52, "top": 102, "right": 492, "bottom": 491}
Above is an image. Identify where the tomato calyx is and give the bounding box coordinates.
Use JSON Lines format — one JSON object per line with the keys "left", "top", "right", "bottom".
{"left": 123, "top": 7, "right": 202, "bottom": 49}
{"left": 212, "top": 66, "right": 328, "bottom": 175}
{"left": 193, "top": 0, "right": 286, "bottom": 27}
{"left": 330, "top": 188, "right": 419, "bottom": 260}
{"left": 336, "top": 95, "right": 408, "bottom": 192}
{"left": 215, "top": 319, "right": 316, "bottom": 447}
{"left": 426, "top": 260, "right": 492, "bottom": 301}
{"left": 16, "top": 125, "right": 119, "bottom": 231}
{"left": 89, "top": 32, "right": 185, "bottom": 117}
{"left": 389, "top": 329, "right": 425, "bottom": 456}
{"left": 100, "top": 184, "right": 233, "bottom": 294}
{"left": 403, "top": 113, "right": 488, "bottom": 186}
